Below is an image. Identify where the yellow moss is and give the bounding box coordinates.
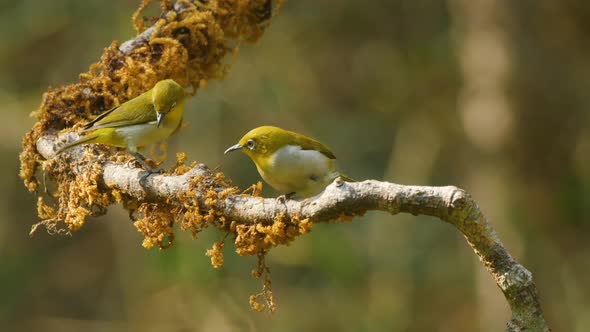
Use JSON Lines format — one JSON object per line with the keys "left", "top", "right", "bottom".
{"left": 132, "top": 0, "right": 173, "bottom": 33}
{"left": 174, "top": 167, "right": 239, "bottom": 244}
{"left": 175, "top": 151, "right": 187, "bottom": 165}
{"left": 172, "top": 152, "right": 196, "bottom": 174}
{"left": 133, "top": 202, "right": 175, "bottom": 249}
{"left": 242, "top": 181, "right": 263, "bottom": 196}
{"left": 249, "top": 252, "right": 275, "bottom": 313}
{"left": 22, "top": 0, "right": 278, "bottom": 236}
{"left": 111, "top": 189, "right": 125, "bottom": 203}
{"left": 206, "top": 241, "right": 225, "bottom": 268}
{"left": 234, "top": 213, "right": 313, "bottom": 257}
{"left": 36, "top": 196, "right": 56, "bottom": 220}
{"left": 298, "top": 218, "right": 312, "bottom": 234}
{"left": 21, "top": 0, "right": 290, "bottom": 314}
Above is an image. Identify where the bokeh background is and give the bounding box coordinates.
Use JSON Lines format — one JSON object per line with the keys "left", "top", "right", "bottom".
{"left": 1, "top": 0, "right": 589, "bottom": 331}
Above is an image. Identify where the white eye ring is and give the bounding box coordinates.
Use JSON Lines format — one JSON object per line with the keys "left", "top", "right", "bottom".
{"left": 171, "top": 102, "right": 177, "bottom": 109}
{"left": 246, "top": 139, "right": 256, "bottom": 150}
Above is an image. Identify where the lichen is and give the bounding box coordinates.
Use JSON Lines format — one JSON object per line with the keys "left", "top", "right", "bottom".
{"left": 249, "top": 252, "right": 276, "bottom": 313}
{"left": 30, "top": 147, "right": 115, "bottom": 234}
{"left": 234, "top": 213, "right": 313, "bottom": 257}
{"left": 206, "top": 241, "right": 225, "bottom": 269}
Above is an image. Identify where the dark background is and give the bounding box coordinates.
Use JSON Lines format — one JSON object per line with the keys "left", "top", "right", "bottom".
{"left": 1, "top": 0, "right": 589, "bottom": 331}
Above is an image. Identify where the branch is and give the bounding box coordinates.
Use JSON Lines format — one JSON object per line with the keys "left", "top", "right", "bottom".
{"left": 37, "top": 134, "right": 550, "bottom": 331}
{"left": 119, "top": 1, "right": 192, "bottom": 55}
{"left": 26, "top": 1, "right": 549, "bottom": 329}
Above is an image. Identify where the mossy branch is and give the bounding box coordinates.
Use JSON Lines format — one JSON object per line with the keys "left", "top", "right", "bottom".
{"left": 37, "top": 134, "right": 549, "bottom": 331}
{"left": 22, "top": 0, "right": 549, "bottom": 329}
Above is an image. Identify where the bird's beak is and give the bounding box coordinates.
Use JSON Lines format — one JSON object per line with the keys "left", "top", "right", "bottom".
{"left": 224, "top": 143, "right": 242, "bottom": 154}
{"left": 156, "top": 112, "right": 164, "bottom": 128}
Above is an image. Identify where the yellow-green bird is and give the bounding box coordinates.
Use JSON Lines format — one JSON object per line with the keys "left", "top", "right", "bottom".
{"left": 224, "top": 126, "right": 351, "bottom": 198}
{"left": 57, "top": 79, "right": 186, "bottom": 174}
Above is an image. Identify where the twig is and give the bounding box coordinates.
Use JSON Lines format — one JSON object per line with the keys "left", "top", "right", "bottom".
{"left": 119, "top": 1, "right": 193, "bottom": 55}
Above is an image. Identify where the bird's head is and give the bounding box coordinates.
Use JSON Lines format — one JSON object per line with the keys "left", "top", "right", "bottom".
{"left": 224, "top": 126, "right": 293, "bottom": 166}
{"left": 151, "top": 79, "right": 185, "bottom": 127}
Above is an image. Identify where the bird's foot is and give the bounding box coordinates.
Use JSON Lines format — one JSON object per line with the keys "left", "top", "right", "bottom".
{"left": 126, "top": 158, "right": 143, "bottom": 169}
{"left": 139, "top": 166, "right": 163, "bottom": 182}
{"left": 277, "top": 192, "right": 295, "bottom": 204}
{"left": 130, "top": 152, "right": 162, "bottom": 182}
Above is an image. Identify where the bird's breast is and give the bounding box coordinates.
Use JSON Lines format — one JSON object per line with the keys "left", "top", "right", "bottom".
{"left": 256, "top": 145, "right": 337, "bottom": 196}
{"left": 114, "top": 101, "right": 184, "bottom": 148}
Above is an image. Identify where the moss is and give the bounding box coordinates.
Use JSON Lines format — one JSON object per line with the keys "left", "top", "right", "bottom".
{"left": 20, "top": 0, "right": 298, "bottom": 314}
{"left": 21, "top": 0, "right": 277, "bottom": 233}
{"left": 249, "top": 252, "right": 276, "bottom": 313}
{"left": 234, "top": 213, "right": 313, "bottom": 257}
{"left": 206, "top": 241, "right": 225, "bottom": 269}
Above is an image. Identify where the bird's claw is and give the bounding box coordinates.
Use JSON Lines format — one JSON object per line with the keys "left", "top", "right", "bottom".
{"left": 139, "top": 167, "right": 162, "bottom": 182}
{"left": 277, "top": 192, "right": 295, "bottom": 204}
{"left": 126, "top": 158, "right": 142, "bottom": 169}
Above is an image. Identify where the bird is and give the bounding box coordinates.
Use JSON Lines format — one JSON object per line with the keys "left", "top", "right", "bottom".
{"left": 224, "top": 125, "right": 351, "bottom": 198}
{"left": 57, "top": 79, "right": 186, "bottom": 175}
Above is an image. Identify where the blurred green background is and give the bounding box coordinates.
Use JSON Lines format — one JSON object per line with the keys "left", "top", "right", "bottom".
{"left": 2, "top": 0, "right": 589, "bottom": 331}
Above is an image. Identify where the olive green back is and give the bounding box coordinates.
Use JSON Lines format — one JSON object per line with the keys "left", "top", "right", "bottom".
{"left": 238, "top": 126, "right": 336, "bottom": 159}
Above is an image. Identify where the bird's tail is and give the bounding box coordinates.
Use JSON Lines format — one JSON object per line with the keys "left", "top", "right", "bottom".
{"left": 56, "top": 133, "right": 99, "bottom": 155}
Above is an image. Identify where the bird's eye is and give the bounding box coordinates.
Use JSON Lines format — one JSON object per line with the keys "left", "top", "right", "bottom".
{"left": 246, "top": 139, "right": 256, "bottom": 150}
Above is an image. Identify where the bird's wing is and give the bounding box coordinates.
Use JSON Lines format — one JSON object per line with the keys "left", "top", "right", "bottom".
{"left": 83, "top": 105, "right": 119, "bottom": 130}
{"left": 295, "top": 135, "right": 337, "bottom": 159}
{"left": 84, "top": 92, "right": 156, "bottom": 130}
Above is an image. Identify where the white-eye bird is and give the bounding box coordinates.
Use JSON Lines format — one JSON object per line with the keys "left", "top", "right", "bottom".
{"left": 57, "top": 79, "right": 186, "bottom": 174}
{"left": 224, "top": 125, "right": 351, "bottom": 197}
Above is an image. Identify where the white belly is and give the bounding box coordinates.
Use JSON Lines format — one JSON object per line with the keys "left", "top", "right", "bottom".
{"left": 114, "top": 118, "right": 179, "bottom": 152}
{"left": 115, "top": 122, "right": 172, "bottom": 147}
{"left": 113, "top": 101, "right": 184, "bottom": 152}
{"left": 258, "top": 145, "right": 338, "bottom": 197}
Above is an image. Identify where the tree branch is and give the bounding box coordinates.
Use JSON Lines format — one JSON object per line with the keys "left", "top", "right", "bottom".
{"left": 119, "top": 1, "right": 193, "bottom": 55}
{"left": 26, "top": 1, "right": 549, "bottom": 329}
{"left": 36, "top": 133, "right": 550, "bottom": 331}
